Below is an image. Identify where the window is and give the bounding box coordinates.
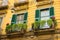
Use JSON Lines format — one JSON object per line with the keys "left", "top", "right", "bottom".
{"left": 11, "top": 12, "right": 28, "bottom": 24}
{"left": 0, "top": 17, "right": 3, "bottom": 26}
{"left": 40, "top": 9, "right": 50, "bottom": 29}
{"left": 35, "top": 7, "right": 54, "bottom": 29}
{"left": 16, "top": 14, "right": 24, "bottom": 24}
{"left": 0, "top": 0, "right": 8, "bottom": 6}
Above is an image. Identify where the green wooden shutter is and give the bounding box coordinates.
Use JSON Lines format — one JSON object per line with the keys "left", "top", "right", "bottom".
{"left": 35, "top": 10, "right": 40, "bottom": 21}
{"left": 50, "top": 7, "right": 54, "bottom": 17}
{"left": 11, "top": 14, "right": 17, "bottom": 25}
{"left": 24, "top": 12, "right": 28, "bottom": 23}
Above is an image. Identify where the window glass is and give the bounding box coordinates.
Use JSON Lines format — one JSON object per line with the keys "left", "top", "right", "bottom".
{"left": 16, "top": 14, "right": 24, "bottom": 24}
{"left": 41, "top": 10, "right": 50, "bottom": 20}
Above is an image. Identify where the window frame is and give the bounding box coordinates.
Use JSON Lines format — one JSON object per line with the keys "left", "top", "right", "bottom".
{"left": 40, "top": 9, "right": 51, "bottom": 29}
{"left": 35, "top": 7, "right": 54, "bottom": 29}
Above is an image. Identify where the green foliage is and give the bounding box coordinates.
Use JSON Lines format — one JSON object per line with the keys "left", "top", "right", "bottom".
{"left": 34, "top": 21, "right": 40, "bottom": 29}
{"left": 17, "top": 23, "right": 23, "bottom": 31}
{"left": 6, "top": 25, "right": 12, "bottom": 32}
{"left": 11, "top": 24, "right": 17, "bottom": 31}
{"left": 47, "top": 19, "right": 53, "bottom": 26}
{"left": 22, "top": 23, "right": 27, "bottom": 30}
{"left": 40, "top": 20, "right": 46, "bottom": 27}
{"left": 53, "top": 20, "right": 57, "bottom": 27}
{"left": 6, "top": 23, "right": 27, "bottom": 32}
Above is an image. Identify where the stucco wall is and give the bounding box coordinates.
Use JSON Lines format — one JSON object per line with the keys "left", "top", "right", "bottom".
{"left": 0, "top": 0, "right": 60, "bottom": 36}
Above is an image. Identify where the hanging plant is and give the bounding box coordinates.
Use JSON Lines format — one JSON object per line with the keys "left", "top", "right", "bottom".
{"left": 40, "top": 20, "right": 46, "bottom": 28}
{"left": 34, "top": 21, "right": 40, "bottom": 30}
{"left": 6, "top": 24, "right": 12, "bottom": 33}
{"left": 47, "top": 19, "right": 53, "bottom": 27}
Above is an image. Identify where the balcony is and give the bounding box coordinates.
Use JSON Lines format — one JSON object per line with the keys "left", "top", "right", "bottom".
{"left": 32, "top": 17, "right": 57, "bottom": 33}
{"left": 36, "top": 0, "right": 54, "bottom": 6}
{"left": 0, "top": 0, "right": 8, "bottom": 10}
{"left": 14, "top": 0, "right": 28, "bottom": 7}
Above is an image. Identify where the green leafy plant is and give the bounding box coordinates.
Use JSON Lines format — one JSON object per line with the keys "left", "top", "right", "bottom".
{"left": 40, "top": 20, "right": 46, "bottom": 27}
{"left": 22, "top": 23, "right": 27, "bottom": 30}
{"left": 17, "top": 23, "right": 23, "bottom": 31}
{"left": 11, "top": 24, "right": 17, "bottom": 32}
{"left": 6, "top": 25, "right": 12, "bottom": 33}
{"left": 34, "top": 21, "right": 40, "bottom": 29}
{"left": 53, "top": 20, "right": 57, "bottom": 27}
{"left": 47, "top": 19, "right": 53, "bottom": 26}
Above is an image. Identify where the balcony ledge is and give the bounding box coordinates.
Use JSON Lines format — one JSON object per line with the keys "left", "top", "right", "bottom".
{"left": 14, "top": 2, "right": 29, "bottom": 7}
{"left": 0, "top": 5, "right": 8, "bottom": 10}
{"left": 1, "top": 29, "right": 60, "bottom": 39}
{"left": 36, "top": 0, "right": 54, "bottom": 7}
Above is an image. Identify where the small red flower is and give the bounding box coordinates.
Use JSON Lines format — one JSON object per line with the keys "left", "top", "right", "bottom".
{"left": 51, "top": 16, "right": 55, "bottom": 20}
{"left": 6, "top": 23, "right": 9, "bottom": 26}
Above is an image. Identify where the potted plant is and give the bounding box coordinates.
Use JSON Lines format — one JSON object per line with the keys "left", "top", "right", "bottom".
{"left": 33, "top": 21, "right": 40, "bottom": 31}
{"left": 40, "top": 20, "right": 46, "bottom": 29}
{"left": 6, "top": 24, "right": 12, "bottom": 34}
{"left": 47, "top": 19, "right": 53, "bottom": 28}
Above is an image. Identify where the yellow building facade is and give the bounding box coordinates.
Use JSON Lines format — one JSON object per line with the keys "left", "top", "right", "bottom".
{"left": 0, "top": 0, "right": 60, "bottom": 40}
